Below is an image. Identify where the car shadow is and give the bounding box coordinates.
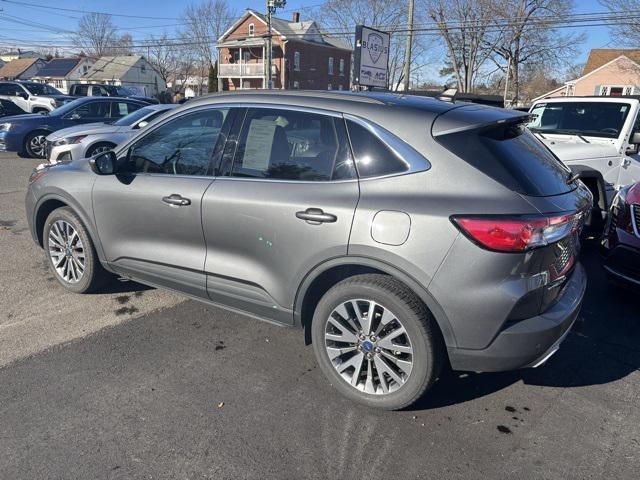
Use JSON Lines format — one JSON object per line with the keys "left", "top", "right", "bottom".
{"left": 96, "top": 278, "right": 155, "bottom": 295}
{"left": 410, "top": 240, "right": 640, "bottom": 411}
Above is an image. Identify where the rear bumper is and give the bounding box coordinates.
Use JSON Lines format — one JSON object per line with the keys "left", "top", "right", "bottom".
{"left": 448, "top": 262, "right": 587, "bottom": 372}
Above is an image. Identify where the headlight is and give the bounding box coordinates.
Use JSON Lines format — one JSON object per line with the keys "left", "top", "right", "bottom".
{"left": 0, "top": 123, "right": 11, "bottom": 132}
{"left": 53, "top": 135, "right": 86, "bottom": 146}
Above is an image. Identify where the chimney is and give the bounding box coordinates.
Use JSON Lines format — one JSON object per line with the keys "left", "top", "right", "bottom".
{"left": 292, "top": 12, "right": 300, "bottom": 23}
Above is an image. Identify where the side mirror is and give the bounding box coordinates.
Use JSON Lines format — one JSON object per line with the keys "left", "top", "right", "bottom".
{"left": 137, "top": 120, "right": 149, "bottom": 129}
{"left": 89, "top": 150, "right": 117, "bottom": 175}
{"left": 19, "top": 92, "right": 29, "bottom": 99}
{"left": 632, "top": 132, "right": 640, "bottom": 145}
{"left": 70, "top": 113, "right": 81, "bottom": 120}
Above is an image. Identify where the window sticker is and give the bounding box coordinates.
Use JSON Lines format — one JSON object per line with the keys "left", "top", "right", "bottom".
{"left": 242, "top": 119, "right": 277, "bottom": 171}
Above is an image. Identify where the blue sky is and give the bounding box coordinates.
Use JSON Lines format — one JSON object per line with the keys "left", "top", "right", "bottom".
{"left": 0, "top": 0, "right": 615, "bottom": 71}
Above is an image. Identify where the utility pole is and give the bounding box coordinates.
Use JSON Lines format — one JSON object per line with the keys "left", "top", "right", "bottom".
{"left": 266, "top": 0, "right": 286, "bottom": 90}
{"left": 402, "top": 0, "right": 414, "bottom": 92}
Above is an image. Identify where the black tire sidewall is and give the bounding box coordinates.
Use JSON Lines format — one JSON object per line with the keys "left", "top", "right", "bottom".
{"left": 311, "top": 279, "right": 437, "bottom": 410}
{"left": 43, "top": 207, "right": 99, "bottom": 293}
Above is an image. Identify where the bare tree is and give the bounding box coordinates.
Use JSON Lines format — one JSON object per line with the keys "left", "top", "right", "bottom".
{"left": 180, "top": 0, "right": 235, "bottom": 91}
{"left": 599, "top": 0, "right": 640, "bottom": 45}
{"left": 308, "top": 0, "right": 425, "bottom": 89}
{"left": 491, "top": 0, "right": 583, "bottom": 106}
{"left": 424, "top": 0, "right": 499, "bottom": 92}
{"left": 145, "top": 33, "right": 199, "bottom": 97}
{"left": 71, "top": 13, "right": 132, "bottom": 57}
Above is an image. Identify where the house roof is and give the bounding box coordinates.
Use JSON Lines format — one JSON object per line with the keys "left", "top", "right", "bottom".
{"left": 82, "top": 55, "right": 143, "bottom": 80}
{"left": 33, "top": 58, "right": 84, "bottom": 79}
{"left": 583, "top": 49, "right": 640, "bottom": 75}
{"left": 218, "top": 9, "right": 351, "bottom": 51}
{"left": 0, "top": 58, "right": 41, "bottom": 78}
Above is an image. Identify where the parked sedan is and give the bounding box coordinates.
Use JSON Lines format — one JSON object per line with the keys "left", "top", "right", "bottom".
{"left": 0, "top": 97, "right": 146, "bottom": 158}
{"left": 601, "top": 182, "right": 640, "bottom": 287}
{"left": 46, "top": 104, "right": 176, "bottom": 163}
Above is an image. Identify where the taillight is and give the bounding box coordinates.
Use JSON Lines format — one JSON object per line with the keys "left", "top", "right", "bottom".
{"left": 451, "top": 212, "right": 583, "bottom": 253}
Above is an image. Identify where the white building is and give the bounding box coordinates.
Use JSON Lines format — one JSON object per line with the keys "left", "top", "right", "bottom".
{"left": 80, "top": 55, "right": 166, "bottom": 96}
{"left": 31, "top": 57, "right": 95, "bottom": 94}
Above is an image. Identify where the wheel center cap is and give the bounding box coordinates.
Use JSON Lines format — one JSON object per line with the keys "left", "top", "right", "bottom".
{"left": 362, "top": 340, "right": 374, "bottom": 353}
{"left": 65, "top": 246, "right": 72, "bottom": 257}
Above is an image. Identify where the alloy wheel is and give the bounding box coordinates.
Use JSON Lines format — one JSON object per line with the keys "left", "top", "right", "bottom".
{"left": 324, "top": 299, "right": 414, "bottom": 395}
{"left": 29, "top": 135, "right": 46, "bottom": 158}
{"left": 48, "top": 220, "right": 85, "bottom": 283}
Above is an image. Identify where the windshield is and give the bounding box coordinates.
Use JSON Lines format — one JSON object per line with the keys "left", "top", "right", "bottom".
{"left": 23, "top": 83, "right": 63, "bottom": 96}
{"left": 114, "top": 106, "right": 154, "bottom": 126}
{"left": 116, "top": 86, "right": 136, "bottom": 96}
{"left": 527, "top": 101, "right": 631, "bottom": 139}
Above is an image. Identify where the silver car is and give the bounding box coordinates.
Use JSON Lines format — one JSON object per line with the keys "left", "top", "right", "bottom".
{"left": 46, "top": 104, "right": 176, "bottom": 163}
{"left": 26, "top": 91, "right": 591, "bottom": 410}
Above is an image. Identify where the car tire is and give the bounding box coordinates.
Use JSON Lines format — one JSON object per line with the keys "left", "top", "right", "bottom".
{"left": 24, "top": 131, "right": 48, "bottom": 159}
{"left": 311, "top": 274, "right": 443, "bottom": 410}
{"left": 43, "top": 207, "right": 110, "bottom": 294}
{"left": 86, "top": 142, "right": 116, "bottom": 158}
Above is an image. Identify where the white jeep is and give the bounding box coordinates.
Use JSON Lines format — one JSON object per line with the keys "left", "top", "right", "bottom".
{"left": 0, "top": 81, "right": 74, "bottom": 114}
{"left": 528, "top": 96, "right": 640, "bottom": 229}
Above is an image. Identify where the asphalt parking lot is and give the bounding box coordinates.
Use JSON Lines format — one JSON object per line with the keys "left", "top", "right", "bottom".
{"left": 1, "top": 151, "right": 638, "bottom": 479}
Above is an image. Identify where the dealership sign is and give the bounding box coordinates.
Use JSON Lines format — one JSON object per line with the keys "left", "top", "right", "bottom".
{"left": 353, "top": 25, "right": 390, "bottom": 89}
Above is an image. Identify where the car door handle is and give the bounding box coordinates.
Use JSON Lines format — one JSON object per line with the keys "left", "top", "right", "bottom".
{"left": 296, "top": 208, "right": 337, "bottom": 224}
{"left": 162, "top": 194, "right": 191, "bottom": 206}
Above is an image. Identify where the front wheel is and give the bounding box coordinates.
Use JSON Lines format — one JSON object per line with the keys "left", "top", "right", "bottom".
{"left": 311, "top": 274, "right": 443, "bottom": 410}
{"left": 43, "top": 207, "right": 110, "bottom": 293}
{"left": 24, "top": 131, "right": 48, "bottom": 159}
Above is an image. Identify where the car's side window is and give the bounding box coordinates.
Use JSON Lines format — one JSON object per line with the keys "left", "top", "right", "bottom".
{"left": 127, "top": 108, "right": 229, "bottom": 176}
{"left": 0, "top": 83, "right": 21, "bottom": 96}
{"left": 230, "top": 108, "right": 356, "bottom": 181}
{"left": 111, "top": 101, "right": 140, "bottom": 119}
{"left": 75, "top": 85, "right": 89, "bottom": 96}
{"left": 346, "top": 120, "right": 409, "bottom": 178}
{"left": 71, "top": 101, "right": 112, "bottom": 119}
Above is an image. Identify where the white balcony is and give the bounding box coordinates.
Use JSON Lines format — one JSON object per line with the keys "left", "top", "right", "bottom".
{"left": 219, "top": 62, "right": 268, "bottom": 77}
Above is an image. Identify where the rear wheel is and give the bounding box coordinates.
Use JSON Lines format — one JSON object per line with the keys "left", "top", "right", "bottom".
{"left": 311, "top": 274, "right": 443, "bottom": 410}
{"left": 24, "top": 131, "right": 48, "bottom": 159}
{"left": 43, "top": 207, "right": 110, "bottom": 293}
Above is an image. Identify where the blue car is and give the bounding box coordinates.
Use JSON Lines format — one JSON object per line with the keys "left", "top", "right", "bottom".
{"left": 0, "top": 97, "right": 147, "bottom": 158}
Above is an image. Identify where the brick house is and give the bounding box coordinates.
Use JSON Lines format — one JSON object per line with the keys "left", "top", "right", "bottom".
{"left": 533, "top": 49, "right": 640, "bottom": 102}
{"left": 216, "top": 9, "right": 352, "bottom": 91}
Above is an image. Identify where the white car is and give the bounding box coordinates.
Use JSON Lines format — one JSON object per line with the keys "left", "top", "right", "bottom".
{"left": 0, "top": 81, "right": 74, "bottom": 113}
{"left": 46, "top": 104, "right": 176, "bottom": 163}
{"left": 528, "top": 96, "right": 640, "bottom": 229}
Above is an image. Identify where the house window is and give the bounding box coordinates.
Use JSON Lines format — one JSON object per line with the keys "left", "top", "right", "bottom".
{"left": 328, "top": 83, "right": 332, "bottom": 90}
{"left": 54, "top": 80, "right": 64, "bottom": 88}
{"left": 294, "top": 51, "right": 300, "bottom": 71}
{"left": 248, "top": 23, "right": 255, "bottom": 37}
{"left": 141, "top": 63, "right": 146, "bottom": 73}
{"left": 339, "top": 58, "right": 345, "bottom": 76}
{"left": 600, "top": 85, "right": 635, "bottom": 96}
{"left": 293, "top": 80, "right": 300, "bottom": 89}
{"left": 328, "top": 57, "right": 333, "bottom": 75}
{"left": 338, "top": 84, "right": 343, "bottom": 91}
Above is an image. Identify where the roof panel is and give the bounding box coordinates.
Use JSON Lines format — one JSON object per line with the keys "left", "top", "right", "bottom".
{"left": 35, "top": 58, "right": 81, "bottom": 78}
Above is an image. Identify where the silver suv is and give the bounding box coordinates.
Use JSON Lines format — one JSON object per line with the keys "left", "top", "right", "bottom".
{"left": 26, "top": 91, "right": 591, "bottom": 410}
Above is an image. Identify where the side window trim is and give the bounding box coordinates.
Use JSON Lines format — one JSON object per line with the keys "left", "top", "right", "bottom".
{"left": 343, "top": 114, "right": 431, "bottom": 178}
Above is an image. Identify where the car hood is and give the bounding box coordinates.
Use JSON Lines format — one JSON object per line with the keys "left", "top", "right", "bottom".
{"left": 0, "top": 113, "right": 49, "bottom": 124}
{"left": 47, "top": 123, "right": 126, "bottom": 141}
{"left": 538, "top": 137, "right": 619, "bottom": 161}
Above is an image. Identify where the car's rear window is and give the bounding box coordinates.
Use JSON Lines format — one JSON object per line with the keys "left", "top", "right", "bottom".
{"left": 437, "top": 121, "right": 574, "bottom": 196}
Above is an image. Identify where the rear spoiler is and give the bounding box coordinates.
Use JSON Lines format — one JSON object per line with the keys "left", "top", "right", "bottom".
{"left": 432, "top": 104, "right": 532, "bottom": 137}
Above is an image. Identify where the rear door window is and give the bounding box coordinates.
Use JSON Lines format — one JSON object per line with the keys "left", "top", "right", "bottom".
{"left": 230, "top": 108, "right": 356, "bottom": 181}
{"left": 437, "top": 121, "right": 573, "bottom": 196}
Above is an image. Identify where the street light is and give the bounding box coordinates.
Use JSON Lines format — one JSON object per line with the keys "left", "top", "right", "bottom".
{"left": 266, "top": 0, "right": 286, "bottom": 90}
